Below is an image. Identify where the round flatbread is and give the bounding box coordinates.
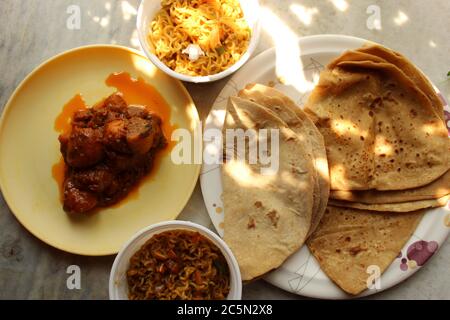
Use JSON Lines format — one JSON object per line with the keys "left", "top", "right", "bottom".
{"left": 357, "top": 45, "right": 445, "bottom": 120}
{"left": 328, "top": 195, "right": 449, "bottom": 212}
{"left": 222, "top": 96, "right": 315, "bottom": 281}
{"left": 307, "top": 206, "right": 424, "bottom": 295}
{"left": 238, "top": 84, "right": 329, "bottom": 235}
{"left": 305, "top": 46, "right": 450, "bottom": 191}
{"left": 330, "top": 170, "right": 450, "bottom": 204}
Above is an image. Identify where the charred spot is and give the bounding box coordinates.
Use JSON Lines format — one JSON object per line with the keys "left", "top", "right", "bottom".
{"left": 266, "top": 210, "right": 280, "bottom": 228}
{"left": 247, "top": 217, "right": 256, "bottom": 229}
{"left": 349, "top": 246, "right": 365, "bottom": 256}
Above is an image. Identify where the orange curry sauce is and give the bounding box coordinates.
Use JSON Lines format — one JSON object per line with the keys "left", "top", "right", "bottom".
{"left": 52, "top": 72, "right": 176, "bottom": 207}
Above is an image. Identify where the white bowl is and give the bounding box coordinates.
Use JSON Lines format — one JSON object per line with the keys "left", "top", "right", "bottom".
{"left": 109, "top": 220, "right": 242, "bottom": 300}
{"left": 136, "top": 0, "right": 261, "bottom": 83}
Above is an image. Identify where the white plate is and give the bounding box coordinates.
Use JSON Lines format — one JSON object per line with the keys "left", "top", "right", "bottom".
{"left": 200, "top": 34, "right": 450, "bottom": 299}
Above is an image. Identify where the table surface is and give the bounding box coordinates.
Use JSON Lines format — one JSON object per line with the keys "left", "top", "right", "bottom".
{"left": 1, "top": 0, "right": 449, "bottom": 300}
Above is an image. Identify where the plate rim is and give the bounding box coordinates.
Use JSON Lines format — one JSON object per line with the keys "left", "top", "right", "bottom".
{"left": 200, "top": 34, "right": 450, "bottom": 298}
{"left": 0, "top": 44, "right": 201, "bottom": 256}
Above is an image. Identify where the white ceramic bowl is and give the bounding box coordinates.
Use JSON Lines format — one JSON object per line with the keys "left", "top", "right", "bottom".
{"left": 136, "top": 0, "right": 261, "bottom": 83}
{"left": 109, "top": 220, "right": 242, "bottom": 300}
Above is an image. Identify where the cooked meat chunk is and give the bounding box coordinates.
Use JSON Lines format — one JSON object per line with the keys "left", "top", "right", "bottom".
{"left": 59, "top": 93, "right": 167, "bottom": 214}
{"left": 104, "top": 119, "right": 129, "bottom": 153}
{"left": 127, "top": 117, "right": 156, "bottom": 154}
{"left": 63, "top": 180, "right": 98, "bottom": 213}
{"left": 103, "top": 116, "right": 164, "bottom": 155}
{"left": 70, "top": 166, "right": 114, "bottom": 193}
{"left": 73, "top": 109, "right": 94, "bottom": 124}
{"left": 127, "top": 105, "right": 148, "bottom": 118}
{"left": 103, "top": 93, "right": 127, "bottom": 112}
{"left": 106, "top": 151, "right": 153, "bottom": 172}
{"left": 63, "top": 127, "right": 104, "bottom": 168}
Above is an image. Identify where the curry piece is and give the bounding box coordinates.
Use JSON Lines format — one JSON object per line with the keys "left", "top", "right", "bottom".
{"left": 58, "top": 93, "right": 167, "bottom": 213}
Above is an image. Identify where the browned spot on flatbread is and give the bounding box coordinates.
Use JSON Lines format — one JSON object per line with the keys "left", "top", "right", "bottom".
{"left": 247, "top": 217, "right": 256, "bottom": 229}
{"left": 266, "top": 210, "right": 280, "bottom": 228}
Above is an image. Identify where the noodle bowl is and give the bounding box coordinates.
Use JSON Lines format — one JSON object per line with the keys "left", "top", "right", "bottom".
{"left": 150, "top": 0, "right": 250, "bottom": 77}
{"left": 127, "top": 229, "right": 230, "bottom": 300}
{"left": 109, "top": 221, "right": 242, "bottom": 300}
{"left": 137, "top": 0, "right": 260, "bottom": 82}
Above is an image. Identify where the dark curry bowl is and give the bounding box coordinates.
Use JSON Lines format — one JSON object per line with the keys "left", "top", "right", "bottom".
{"left": 109, "top": 220, "right": 242, "bottom": 300}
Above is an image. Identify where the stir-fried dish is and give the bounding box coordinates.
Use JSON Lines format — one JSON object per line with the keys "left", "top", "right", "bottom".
{"left": 127, "top": 230, "right": 230, "bottom": 300}
{"left": 58, "top": 93, "right": 167, "bottom": 213}
{"left": 150, "top": 0, "right": 251, "bottom": 76}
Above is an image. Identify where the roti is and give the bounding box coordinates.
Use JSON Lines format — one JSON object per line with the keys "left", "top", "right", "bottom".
{"left": 238, "top": 83, "right": 329, "bottom": 235}
{"left": 222, "top": 96, "right": 315, "bottom": 281}
{"left": 307, "top": 206, "right": 424, "bottom": 295}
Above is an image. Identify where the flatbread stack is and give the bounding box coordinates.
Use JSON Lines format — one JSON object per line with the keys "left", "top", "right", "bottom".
{"left": 305, "top": 44, "right": 450, "bottom": 295}
{"left": 304, "top": 44, "right": 450, "bottom": 209}
{"left": 307, "top": 206, "right": 424, "bottom": 295}
{"left": 222, "top": 84, "right": 329, "bottom": 281}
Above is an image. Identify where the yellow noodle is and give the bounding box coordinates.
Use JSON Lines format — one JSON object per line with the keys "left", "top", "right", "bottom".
{"left": 149, "top": 0, "right": 251, "bottom": 76}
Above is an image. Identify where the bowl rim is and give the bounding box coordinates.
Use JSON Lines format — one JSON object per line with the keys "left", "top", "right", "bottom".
{"left": 109, "top": 220, "right": 242, "bottom": 300}
{"left": 136, "top": 0, "right": 261, "bottom": 83}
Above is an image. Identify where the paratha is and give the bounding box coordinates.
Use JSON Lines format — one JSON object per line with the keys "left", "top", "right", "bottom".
{"left": 305, "top": 45, "right": 450, "bottom": 191}
{"left": 329, "top": 195, "right": 449, "bottom": 212}
{"left": 357, "top": 45, "right": 445, "bottom": 120}
{"left": 330, "top": 170, "right": 450, "bottom": 204}
{"left": 307, "top": 206, "right": 424, "bottom": 295}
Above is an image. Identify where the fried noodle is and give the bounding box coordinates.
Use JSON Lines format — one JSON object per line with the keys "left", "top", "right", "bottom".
{"left": 149, "top": 0, "right": 251, "bottom": 76}
{"left": 127, "top": 230, "right": 230, "bottom": 300}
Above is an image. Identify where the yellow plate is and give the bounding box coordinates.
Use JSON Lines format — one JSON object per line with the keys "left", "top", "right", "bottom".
{"left": 0, "top": 45, "right": 200, "bottom": 256}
